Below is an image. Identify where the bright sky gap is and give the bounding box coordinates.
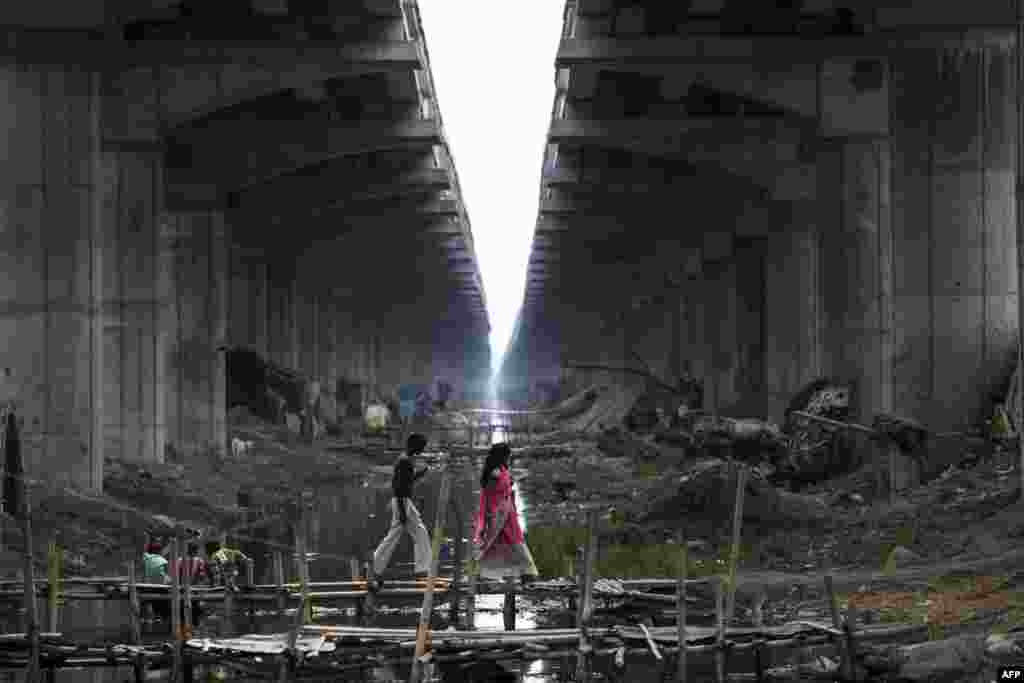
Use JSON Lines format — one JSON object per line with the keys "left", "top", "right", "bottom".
{"left": 417, "top": 2, "right": 566, "bottom": 375}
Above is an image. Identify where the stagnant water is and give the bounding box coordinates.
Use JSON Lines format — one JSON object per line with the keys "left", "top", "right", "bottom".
{"left": 0, "top": 432, "right": 815, "bottom": 681}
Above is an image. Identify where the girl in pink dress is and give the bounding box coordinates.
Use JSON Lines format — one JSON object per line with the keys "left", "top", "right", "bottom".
{"left": 473, "top": 443, "right": 538, "bottom": 581}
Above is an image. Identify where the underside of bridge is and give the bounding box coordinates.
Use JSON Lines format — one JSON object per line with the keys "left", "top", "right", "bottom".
{"left": 0, "top": 1, "right": 490, "bottom": 492}
{"left": 499, "top": 0, "right": 1023, "bottom": 490}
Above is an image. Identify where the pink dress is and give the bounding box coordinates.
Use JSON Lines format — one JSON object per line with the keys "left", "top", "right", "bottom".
{"left": 473, "top": 466, "right": 538, "bottom": 580}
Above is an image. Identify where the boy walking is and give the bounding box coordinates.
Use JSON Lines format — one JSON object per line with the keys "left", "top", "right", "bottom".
{"left": 371, "top": 433, "right": 432, "bottom": 590}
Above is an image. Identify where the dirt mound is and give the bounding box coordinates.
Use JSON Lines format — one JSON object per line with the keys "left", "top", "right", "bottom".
{"left": 557, "top": 384, "right": 645, "bottom": 434}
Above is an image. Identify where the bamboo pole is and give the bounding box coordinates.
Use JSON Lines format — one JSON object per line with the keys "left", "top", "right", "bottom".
{"left": 449, "top": 502, "right": 463, "bottom": 627}
{"left": 676, "top": 531, "right": 688, "bottom": 683}
{"left": 277, "top": 593, "right": 308, "bottom": 683}
{"left": 364, "top": 558, "right": 376, "bottom": 620}
{"left": 171, "top": 533, "right": 182, "bottom": 683}
{"left": 297, "top": 498, "right": 311, "bottom": 625}
{"left": 274, "top": 551, "right": 286, "bottom": 616}
{"left": 503, "top": 581, "right": 516, "bottom": 631}
{"left": 349, "top": 558, "right": 364, "bottom": 625}
{"left": 22, "top": 487, "right": 40, "bottom": 683}
{"left": 575, "top": 508, "right": 598, "bottom": 682}
{"left": 465, "top": 550, "right": 477, "bottom": 631}
{"left": 845, "top": 607, "right": 861, "bottom": 682}
{"left": 409, "top": 468, "right": 451, "bottom": 683}
{"left": 223, "top": 566, "right": 235, "bottom": 638}
{"left": 127, "top": 560, "right": 142, "bottom": 645}
{"left": 752, "top": 588, "right": 766, "bottom": 683}
{"left": 45, "top": 538, "right": 59, "bottom": 634}
{"left": 824, "top": 574, "right": 852, "bottom": 680}
{"left": 714, "top": 577, "right": 725, "bottom": 683}
{"left": 278, "top": 500, "right": 310, "bottom": 683}
{"left": 725, "top": 465, "right": 748, "bottom": 625}
{"left": 888, "top": 444, "right": 898, "bottom": 506}
{"left": 182, "top": 542, "right": 193, "bottom": 640}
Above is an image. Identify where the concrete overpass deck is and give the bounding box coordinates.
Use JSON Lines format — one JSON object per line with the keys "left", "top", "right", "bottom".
{"left": 0, "top": 0, "right": 490, "bottom": 491}
{"left": 502, "top": 0, "right": 1023, "bottom": 491}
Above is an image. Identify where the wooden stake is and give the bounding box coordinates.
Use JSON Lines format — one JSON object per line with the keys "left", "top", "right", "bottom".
{"left": 171, "top": 532, "right": 183, "bottom": 683}
{"left": 127, "top": 559, "right": 142, "bottom": 645}
{"left": 725, "top": 465, "right": 748, "bottom": 625}
{"left": 714, "top": 576, "right": 725, "bottom": 683}
{"left": 676, "top": 531, "right": 688, "bottom": 683}
{"left": 824, "top": 574, "right": 853, "bottom": 680}
{"left": 409, "top": 468, "right": 452, "bottom": 683}
{"left": 22, "top": 487, "right": 40, "bottom": 683}
{"left": 575, "top": 508, "right": 598, "bottom": 683}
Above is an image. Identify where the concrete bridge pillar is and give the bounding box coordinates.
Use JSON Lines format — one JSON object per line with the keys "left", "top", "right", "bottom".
{"left": 158, "top": 210, "right": 229, "bottom": 459}
{"left": 818, "top": 139, "right": 893, "bottom": 429}
{"left": 762, "top": 201, "right": 822, "bottom": 418}
{"left": 229, "top": 244, "right": 270, "bottom": 357}
{"left": 889, "top": 47, "right": 1017, "bottom": 431}
{"left": 0, "top": 65, "right": 105, "bottom": 491}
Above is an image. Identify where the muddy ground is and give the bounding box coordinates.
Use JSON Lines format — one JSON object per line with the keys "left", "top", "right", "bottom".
{"left": 4, "top": 407, "right": 1024, "bottom": 642}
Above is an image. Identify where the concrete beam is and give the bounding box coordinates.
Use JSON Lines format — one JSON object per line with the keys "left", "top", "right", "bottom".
{"left": 537, "top": 194, "right": 754, "bottom": 226}
{"left": 548, "top": 149, "right": 773, "bottom": 197}
{"left": 313, "top": 196, "right": 459, "bottom": 220}
{"left": 564, "top": 61, "right": 818, "bottom": 120}
{"left": 549, "top": 116, "right": 808, "bottom": 150}
{"left": 160, "top": 61, "right": 422, "bottom": 129}
{"left": 554, "top": 31, "right": 1014, "bottom": 68}
{"left": 172, "top": 118, "right": 441, "bottom": 191}
{"left": 541, "top": 177, "right": 729, "bottom": 198}
{"left": 232, "top": 168, "right": 450, "bottom": 217}
{"left": 550, "top": 119, "right": 811, "bottom": 199}
{"left": 0, "top": 34, "right": 425, "bottom": 69}
{"left": 683, "top": 143, "right": 817, "bottom": 201}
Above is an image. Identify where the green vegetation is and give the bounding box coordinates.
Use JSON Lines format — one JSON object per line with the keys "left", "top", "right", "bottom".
{"left": 525, "top": 526, "right": 755, "bottom": 580}
{"left": 634, "top": 462, "right": 660, "bottom": 480}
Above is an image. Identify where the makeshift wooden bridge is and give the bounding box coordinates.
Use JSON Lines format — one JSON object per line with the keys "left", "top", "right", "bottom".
{"left": 0, "top": 449, "right": 960, "bottom": 682}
